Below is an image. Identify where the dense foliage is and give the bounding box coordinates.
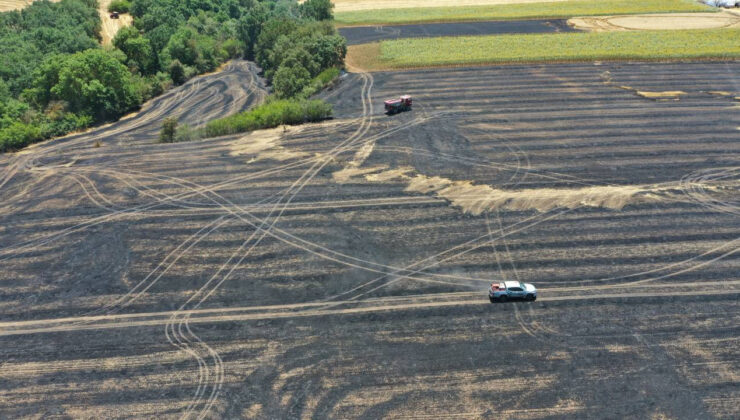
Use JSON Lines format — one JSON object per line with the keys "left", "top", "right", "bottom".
{"left": 108, "top": 0, "right": 131, "bottom": 13}
{"left": 170, "top": 98, "right": 332, "bottom": 141}
{"left": 1, "top": 0, "right": 344, "bottom": 152}
{"left": 0, "top": 0, "right": 101, "bottom": 151}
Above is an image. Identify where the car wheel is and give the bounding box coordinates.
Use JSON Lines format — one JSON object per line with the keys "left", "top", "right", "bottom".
{"left": 526, "top": 294, "right": 534, "bottom": 301}
{"left": 489, "top": 297, "right": 495, "bottom": 303}
{"left": 499, "top": 295, "right": 508, "bottom": 302}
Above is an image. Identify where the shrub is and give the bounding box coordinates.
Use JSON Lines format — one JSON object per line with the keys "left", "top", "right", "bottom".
{"left": 174, "top": 123, "right": 202, "bottom": 142}
{"left": 221, "top": 39, "right": 244, "bottom": 58}
{"left": 299, "top": 67, "right": 340, "bottom": 99}
{"left": 168, "top": 59, "right": 186, "bottom": 85}
{"left": 303, "top": 99, "right": 332, "bottom": 121}
{"left": 108, "top": 0, "right": 131, "bottom": 13}
{"left": 203, "top": 97, "right": 332, "bottom": 138}
{"left": 0, "top": 121, "right": 43, "bottom": 152}
{"left": 159, "top": 117, "right": 178, "bottom": 142}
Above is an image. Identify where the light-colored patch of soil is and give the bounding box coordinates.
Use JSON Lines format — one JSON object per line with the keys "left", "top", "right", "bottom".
{"left": 636, "top": 90, "right": 687, "bottom": 100}
{"left": 333, "top": 0, "right": 569, "bottom": 13}
{"left": 230, "top": 126, "right": 311, "bottom": 163}
{"left": 0, "top": 0, "right": 58, "bottom": 12}
{"left": 345, "top": 43, "right": 383, "bottom": 72}
{"left": 569, "top": 12, "right": 740, "bottom": 32}
{"left": 98, "top": 0, "right": 133, "bottom": 46}
{"left": 333, "top": 165, "right": 669, "bottom": 215}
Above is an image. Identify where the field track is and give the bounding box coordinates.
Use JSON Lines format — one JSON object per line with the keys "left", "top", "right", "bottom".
{"left": 0, "top": 60, "right": 738, "bottom": 418}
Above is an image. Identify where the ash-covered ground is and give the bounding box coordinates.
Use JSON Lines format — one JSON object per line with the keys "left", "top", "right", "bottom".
{"left": 0, "top": 60, "right": 738, "bottom": 419}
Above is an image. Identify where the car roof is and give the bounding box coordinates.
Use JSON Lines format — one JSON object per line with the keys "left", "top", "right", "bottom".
{"left": 504, "top": 281, "right": 521, "bottom": 288}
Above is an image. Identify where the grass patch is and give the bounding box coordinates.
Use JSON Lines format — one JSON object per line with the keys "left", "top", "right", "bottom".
{"left": 170, "top": 98, "right": 332, "bottom": 141}
{"left": 351, "top": 29, "right": 740, "bottom": 69}
{"left": 335, "top": 0, "right": 714, "bottom": 26}
{"left": 204, "top": 99, "right": 332, "bottom": 137}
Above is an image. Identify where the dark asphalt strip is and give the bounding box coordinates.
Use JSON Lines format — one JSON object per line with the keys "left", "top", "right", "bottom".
{"left": 340, "top": 19, "right": 577, "bottom": 45}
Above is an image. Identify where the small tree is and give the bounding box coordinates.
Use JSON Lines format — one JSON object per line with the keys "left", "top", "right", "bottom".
{"left": 168, "top": 59, "right": 186, "bottom": 85}
{"left": 159, "top": 117, "right": 178, "bottom": 143}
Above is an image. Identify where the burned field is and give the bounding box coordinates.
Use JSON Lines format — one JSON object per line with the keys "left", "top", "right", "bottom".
{"left": 0, "top": 61, "right": 739, "bottom": 418}
{"left": 339, "top": 19, "right": 575, "bottom": 45}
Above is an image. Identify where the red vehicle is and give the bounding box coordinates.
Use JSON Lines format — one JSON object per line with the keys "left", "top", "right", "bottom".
{"left": 384, "top": 95, "right": 412, "bottom": 114}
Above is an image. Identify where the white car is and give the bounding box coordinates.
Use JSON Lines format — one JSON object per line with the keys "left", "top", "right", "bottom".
{"left": 489, "top": 281, "right": 537, "bottom": 303}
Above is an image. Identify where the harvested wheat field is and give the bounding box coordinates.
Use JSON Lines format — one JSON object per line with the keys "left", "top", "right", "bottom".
{"left": 0, "top": 59, "right": 739, "bottom": 418}
{"left": 570, "top": 11, "right": 740, "bottom": 32}
{"left": 0, "top": 0, "right": 53, "bottom": 12}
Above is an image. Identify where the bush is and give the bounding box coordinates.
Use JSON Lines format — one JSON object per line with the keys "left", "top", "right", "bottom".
{"left": 299, "top": 67, "right": 340, "bottom": 99}
{"left": 221, "top": 39, "right": 244, "bottom": 58}
{"left": 40, "top": 112, "right": 92, "bottom": 138}
{"left": 303, "top": 99, "right": 332, "bottom": 121}
{"left": 168, "top": 59, "right": 186, "bottom": 85}
{"left": 204, "top": 97, "right": 332, "bottom": 138}
{"left": 159, "top": 117, "right": 178, "bottom": 142}
{"left": 0, "top": 121, "right": 43, "bottom": 152}
{"left": 174, "top": 123, "right": 202, "bottom": 142}
{"left": 108, "top": 0, "right": 131, "bottom": 13}
{"left": 273, "top": 63, "right": 311, "bottom": 99}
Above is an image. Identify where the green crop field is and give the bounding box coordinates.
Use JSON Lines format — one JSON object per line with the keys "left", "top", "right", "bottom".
{"left": 348, "top": 29, "right": 740, "bottom": 70}
{"left": 334, "top": 0, "right": 714, "bottom": 26}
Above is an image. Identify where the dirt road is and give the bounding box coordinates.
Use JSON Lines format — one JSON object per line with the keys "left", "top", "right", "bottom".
{"left": 98, "top": 0, "right": 133, "bottom": 45}
{"left": 0, "top": 60, "right": 738, "bottom": 418}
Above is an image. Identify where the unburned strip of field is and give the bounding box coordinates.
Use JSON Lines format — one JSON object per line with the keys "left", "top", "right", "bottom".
{"left": 347, "top": 29, "right": 740, "bottom": 70}
{"left": 333, "top": 0, "right": 714, "bottom": 26}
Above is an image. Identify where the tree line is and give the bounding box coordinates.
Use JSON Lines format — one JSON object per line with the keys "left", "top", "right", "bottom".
{"left": 1, "top": 0, "right": 344, "bottom": 152}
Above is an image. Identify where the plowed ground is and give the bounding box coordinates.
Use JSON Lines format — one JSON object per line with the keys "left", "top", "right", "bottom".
{"left": 0, "top": 60, "right": 738, "bottom": 418}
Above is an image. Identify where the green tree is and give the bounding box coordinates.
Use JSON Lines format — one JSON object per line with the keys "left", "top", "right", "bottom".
{"left": 22, "top": 54, "right": 66, "bottom": 108}
{"left": 114, "top": 27, "right": 156, "bottom": 74}
{"left": 300, "top": 0, "right": 333, "bottom": 21}
{"left": 272, "top": 63, "right": 310, "bottom": 99}
{"left": 51, "top": 49, "right": 141, "bottom": 120}
{"left": 164, "top": 26, "right": 198, "bottom": 66}
{"left": 112, "top": 26, "right": 139, "bottom": 50}
{"left": 255, "top": 17, "right": 297, "bottom": 70}
{"left": 168, "top": 59, "right": 186, "bottom": 85}
{"left": 281, "top": 47, "right": 319, "bottom": 77}
{"left": 236, "top": 2, "right": 268, "bottom": 59}
{"left": 306, "top": 35, "right": 346, "bottom": 70}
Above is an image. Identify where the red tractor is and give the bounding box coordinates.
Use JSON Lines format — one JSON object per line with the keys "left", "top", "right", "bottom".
{"left": 384, "top": 95, "right": 412, "bottom": 115}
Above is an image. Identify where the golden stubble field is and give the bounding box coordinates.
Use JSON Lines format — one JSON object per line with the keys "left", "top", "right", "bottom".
{"left": 0, "top": 0, "right": 54, "bottom": 12}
